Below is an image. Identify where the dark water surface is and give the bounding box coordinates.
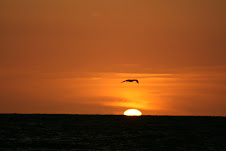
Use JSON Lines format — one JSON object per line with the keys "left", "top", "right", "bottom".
{"left": 0, "top": 114, "right": 226, "bottom": 151}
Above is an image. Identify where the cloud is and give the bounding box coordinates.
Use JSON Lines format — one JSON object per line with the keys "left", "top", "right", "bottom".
{"left": 1, "top": 65, "right": 226, "bottom": 115}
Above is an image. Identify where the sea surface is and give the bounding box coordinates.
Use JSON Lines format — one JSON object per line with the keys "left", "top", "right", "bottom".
{"left": 0, "top": 114, "right": 226, "bottom": 151}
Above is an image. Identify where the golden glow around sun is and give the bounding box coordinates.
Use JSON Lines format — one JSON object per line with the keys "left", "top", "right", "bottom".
{"left": 124, "top": 109, "right": 142, "bottom": 116}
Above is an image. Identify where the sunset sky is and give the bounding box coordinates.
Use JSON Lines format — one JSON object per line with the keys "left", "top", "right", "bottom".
{"left": 0, "top": 0, "right": 226, "bottom": 115}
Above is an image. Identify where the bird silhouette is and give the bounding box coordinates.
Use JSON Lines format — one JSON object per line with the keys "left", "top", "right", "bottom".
{"left": 121, "top": 79, "right": 139, "bottom": 84}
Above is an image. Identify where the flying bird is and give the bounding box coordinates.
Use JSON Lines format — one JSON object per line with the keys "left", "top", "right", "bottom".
{"left": 121, "top": 79, "right": 139, "bottom": 84}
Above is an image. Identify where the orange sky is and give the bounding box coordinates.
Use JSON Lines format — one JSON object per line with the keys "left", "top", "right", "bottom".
{"left": 0, "top": 0, "right": 226, "bottom": 115}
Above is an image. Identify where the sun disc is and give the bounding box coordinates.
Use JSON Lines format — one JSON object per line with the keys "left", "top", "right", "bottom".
{"left": 124, "top": 109, "right": 142, "bottom": 116}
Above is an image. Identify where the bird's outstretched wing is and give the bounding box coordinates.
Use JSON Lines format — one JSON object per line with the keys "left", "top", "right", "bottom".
{"left": 135, "top": 80, "right": 139, "bottom": 84}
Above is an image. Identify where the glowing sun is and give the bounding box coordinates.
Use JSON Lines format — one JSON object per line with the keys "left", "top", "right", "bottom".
{"left": 124, "top": 109, "right": 142, "bottom": 116}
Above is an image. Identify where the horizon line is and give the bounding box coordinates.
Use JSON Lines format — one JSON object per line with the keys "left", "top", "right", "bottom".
{"left": 0, "top": 113, "right": 225, "bottom": 117}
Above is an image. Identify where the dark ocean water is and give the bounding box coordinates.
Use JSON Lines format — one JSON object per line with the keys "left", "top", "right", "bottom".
{"left": 0, "top": 114, "right": 226, "bottom": 151}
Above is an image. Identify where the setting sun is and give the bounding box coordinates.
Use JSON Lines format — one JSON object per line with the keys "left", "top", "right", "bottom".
{"left": 124, "top": 109, "right": 142, "bottom": 116}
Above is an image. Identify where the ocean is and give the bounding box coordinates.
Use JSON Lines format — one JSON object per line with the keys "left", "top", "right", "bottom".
{"left": 0, "top": 114, "right": 226, "bottom": 150}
